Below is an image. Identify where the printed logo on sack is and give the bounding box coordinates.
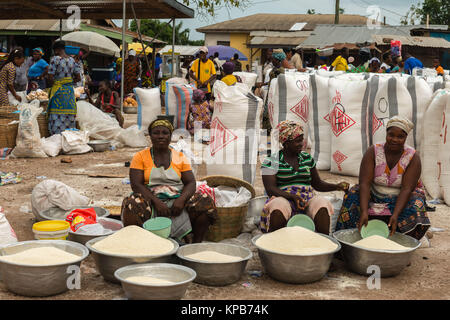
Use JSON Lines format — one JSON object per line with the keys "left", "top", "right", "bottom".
{"left": 372, "top": 114, "right": 383, "bottom": 135}
{"left": 290, "top": 95, "right": 309, "bottom": 122}
{"left": 333, "top": 150, "right": 348, "bottom": 172}
{"left": 215, "top": 92, "right": 223, "bottom": 112}
{"left": 324, "top": 103, "right": 356, "bottom": 137}
{"left": 209, "top": 118, "right": 238, "bottom": 156}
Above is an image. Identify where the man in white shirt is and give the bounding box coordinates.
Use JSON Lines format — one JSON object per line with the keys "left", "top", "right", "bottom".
{"left": 290, "top": 46, "right": 306, "bottom": 72}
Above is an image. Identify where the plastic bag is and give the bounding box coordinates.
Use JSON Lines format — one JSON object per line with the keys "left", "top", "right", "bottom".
{"left": 214, "top": 186, "right": 252, "bottom": 208}
{"left": 0, "top": 207, "right": 18, "bottom": 246}
{"left": 40, "top": 134, "right": 62, "bottom": 157}
{"left": 66, "top": 208, "right": 97, "bottom": 232}
{"left": 61, "top": 130, "right": 92, "bottom": 154}
{"left": 8, "top": 91, "right": 27, "bottom": 107}
{"left": 31, "top": 180, "right": 90, "bottom": 218}
{"left": 117, "top": 125, "right": 148, "bottom": 148}
{"left": 10, "top": 103, "right": 47, "bottom": 158}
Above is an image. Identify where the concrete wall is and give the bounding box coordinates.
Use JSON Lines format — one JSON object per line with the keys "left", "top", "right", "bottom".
{"left": 204, "top": 33, "right": 230, "bottom": 46}
{"left": 229, "top": 33, "right": 251, "bottom": 70}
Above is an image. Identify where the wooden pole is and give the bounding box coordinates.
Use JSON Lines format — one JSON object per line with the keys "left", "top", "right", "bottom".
{"left": 120, "top": 0, "right": 126, "bottom": 113}
{"left": 335, "top": 0, "right": 340, "bottom": 24}
{"left": 171, "top": 18, "right": 175, "bottom": 77}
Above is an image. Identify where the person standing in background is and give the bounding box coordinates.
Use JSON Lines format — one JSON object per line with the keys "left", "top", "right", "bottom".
{"left": 155, "top": 53, "right": 163, "bottom": 85}
{"left": 189, "top": 47, "right": 216, "bottom": 101}
{"left": 123, "top": 50, "right": 140, "bottom": 95}
{"left": 231, "top": 53, "right": 242, "bottom": 72}
{"left": 330, "top": 48, "right": 349, "bottom": 72}
{"left": 14, "top": 48, "right": 33, "bottom": 92}
{"left": 290, "top": 47, "right": 306, "bottom": 72}
{"left": 434, "top": 58, "right": 445, "bottom": 76}
{"left": 27, "top": 47, "right": 49, "bottom": 92}
{"left": 0, "top": 47, "right": 25, "bottom": 107}
{"left": 403, "top": 52, "right": 423, "bottom": 75}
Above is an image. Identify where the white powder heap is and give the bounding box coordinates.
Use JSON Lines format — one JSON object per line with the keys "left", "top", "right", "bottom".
{"left": 353, "top": 235, "right": 408, "bottom": 251}
{"left": 92, "top": 225, "right": 174, "bottom": 256}
{"left": 185, "top": 251, "right": 242, "bottom": 263}
{"left": 126, "top": 276, "right": 175, "bottom": 285}
{"left": 0, "top": 247, "right": 80, "bottom": 265}
{"left": 255, "top": 226, "right": 338, "bottom": 255}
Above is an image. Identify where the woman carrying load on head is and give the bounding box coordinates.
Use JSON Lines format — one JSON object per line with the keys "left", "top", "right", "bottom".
{"left": 123, "top": 119, "right": 218, "bottom": 244}
{"left": 220, "top": 61, "right": 242, "bottom": 86}
{"left": 261, "top": 120, "right": 349, "bottom": 234}
{"left": 46, "top": 40, "right": 81, "bottom": 135}
{"left": 335, "top": 116, "right": 431, "bottom": 240}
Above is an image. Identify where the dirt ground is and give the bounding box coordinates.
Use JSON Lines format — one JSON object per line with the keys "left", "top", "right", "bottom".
{"left": 0, "top": 115, "right": 449, "bottom": 300}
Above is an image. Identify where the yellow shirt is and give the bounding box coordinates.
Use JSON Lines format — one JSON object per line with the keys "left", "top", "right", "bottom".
{"left": 190, "top": 58, "right": 216, "bottom": 93}
{"left": 331, "top": 55, "right": 348, "bottom": 71}
{"left": 221, "top": 74, "right": 237, "bottom": 86}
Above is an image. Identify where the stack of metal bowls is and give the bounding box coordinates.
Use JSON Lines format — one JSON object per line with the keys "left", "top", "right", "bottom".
{"left": 114, "top": 263, "right": 196, "bottom": 300}
{"left": 0, "top": 240, "right": 89, "bottom": 297}
{"left": 85, "top": 236, "right": 179, "bottom": 283}
{"left": 252, "top": 234, "right": 341, "bottom": 284}
{"left": 176, "top": 243, "right": 252, "bottom": 286}
{"left": 333, "top": 228, "right": 421, "bottom": 277}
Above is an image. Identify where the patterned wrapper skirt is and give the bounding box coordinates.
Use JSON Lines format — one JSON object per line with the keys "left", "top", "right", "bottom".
{"left": 48, "top": 114, "right": 76, "bottom": 135}
{"left": 260, "top": 185, "right": 314, "bottom": 233}
{"left": 335, "top": 184, "right": 431, "bottom": 240}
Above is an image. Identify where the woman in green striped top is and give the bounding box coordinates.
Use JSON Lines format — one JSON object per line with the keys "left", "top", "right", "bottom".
{"left": 261, "top": 120, "right": 349, "bottom": 234}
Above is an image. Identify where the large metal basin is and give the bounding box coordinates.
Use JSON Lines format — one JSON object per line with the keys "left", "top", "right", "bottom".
{"left": 176, "top": 243, "right": 252, "bottom": 286}
{"left": 252, "top": 234, "right": 341, "bottom": 284}
{"left": 0, "top": 240, "right": 89, "bottom": 297}
{"left": 68, "top": 218, "right": 123, "bottom": 245}
{"left": 333, "top": 229, "right": 421, "bottom": 277}
{"left": 85, "top": 236, "right": 179, "bottom": 283}
{"left": 114, "top": 263, "right": 196, "bottom": 300}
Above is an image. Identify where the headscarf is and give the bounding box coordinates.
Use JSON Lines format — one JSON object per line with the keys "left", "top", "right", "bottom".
{"left": 128, "top": 50, "right": 136, "bottom": 57}
{"left": 192, "top": 89, "right": 206, "bottom": 103}
{"left": 369, "top": 57, "right": 381, "bottom": 65}
{"left": 386, "top": 116, "right": 413, "bottom": 134}
{"left": 272, "top": 49, "right": 286, "bottom": 62}
{"left": 33, "top": 47, "right": 44, "bottom": 56}
{"left": 222, "top": 61, "right": 235, "bottom": 75}
{"left": 276, "top": 120, "right": 304, "bottom": 145}
{"left": 150, "top": 119, "right": 174, "bottom": 133}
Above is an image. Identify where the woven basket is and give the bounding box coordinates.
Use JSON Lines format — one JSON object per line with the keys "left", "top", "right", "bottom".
{"left": 0, "top": 118, "right": 18, "bottom": 148}
{"left": 200, "top": 175, "right": 256, "bottom": 242}
{"left": 0, "top": 111, "right": 49, "bottom": 138}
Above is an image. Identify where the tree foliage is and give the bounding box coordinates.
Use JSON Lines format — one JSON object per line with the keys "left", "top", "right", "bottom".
{"left": 130, "top": 19, "right": 204, "bottom": 46}
{"left": 181, "top": 0, "right": 250, "bottom": 19}
{"left": 401, "top": 0, "right": 449, "bottom": 26}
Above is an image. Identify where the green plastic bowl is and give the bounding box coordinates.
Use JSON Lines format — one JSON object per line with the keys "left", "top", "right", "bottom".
{"left": 360, "top": 219, "right": 389, "bottom": 239}
{"left": 143, "top": 217, "right": 172, "bottom": 239}
{"left": 286, "top": 214, "right": 315, "bottom": 231}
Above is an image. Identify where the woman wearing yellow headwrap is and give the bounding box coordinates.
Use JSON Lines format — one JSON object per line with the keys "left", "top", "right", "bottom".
{"left": 336, "top": 116, "right": 431, "bottom": 240}
{"left": 122, "top": 119, "right": 217, "bottom": 244}
{"left": 261, "top": 120, "right": 349, "bottom": 234}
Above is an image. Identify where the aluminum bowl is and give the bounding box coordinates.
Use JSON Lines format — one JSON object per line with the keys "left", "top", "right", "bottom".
{"left": 85, "top": 236, "right": 179, "bottom": 283}
{"left": 88, "top": 139, "right": 111, "bottom": 152}
{"left": 36, "top": 206, "right": 110, "bottom": 222}
{"left": 114, "top": 263, "right": 196, "bottom": 300}
{"left": 0, "top": 240, "right": 89, "bottom": 297}
{"left": 68, "top": 218, "right": 124, "bottom": 245}
{"left": 252, "top": 234, "right": 341, "bottom": 284}
{"left": 176, "top": 243, "right": 252, "bottom": 286}
{"left": 247, "top": 196, "right": 268, "bottom": 219}
{"left": 123, "top": 106, "right": 137, "bottom": 114}
{"left": 333, "top": 229, "right": 421, "bottom": 277}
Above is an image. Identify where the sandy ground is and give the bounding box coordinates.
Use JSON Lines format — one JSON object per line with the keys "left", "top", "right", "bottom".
{"left": 0, "top": 114, "right": 449, "bottom": 300}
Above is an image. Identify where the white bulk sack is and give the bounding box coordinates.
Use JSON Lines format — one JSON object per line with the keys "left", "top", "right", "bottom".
{"left": 117, "top": 125, "right": 148, "bottom": 148}
{"left": 234, "top": 72, "right": 258, "bottom": 90}
{"left": 421, "top": 89, "right": 449, "bottom": 199}
{"left": 8, "top": 91, "right": 27, "bottom": 107}
{"left": 268, "top": 73, "right": 311, "bottom": 154}
{"left": 10, "top": 103, "right": 47, "bottom": 158}
{"left": 316, "top": 69, "right": 345, "bottom": 77}
{"left": 134, "top": 87, "right": 161, "bottom": 130}
{"left": 61, "top": 130, "right": 92, "bottom": 154}
{"left": 76, "top": 100, "right": 121, "bottom": 141}
{"left": 40, "top": 134, "right": 62, "bottom": 157}
{"left": 31, "top": 180, "right": 90, "bottom": 218}
{"left": 207, "top": 81, "right": 262, "bottom": 184}
{"left": 439, "top": 91, "right": 450, "bottom": 205}
{"left": 0, "top": 208, "right": 18, "bottom": 246}
{"left": 329, "top": 77, "right": 369, "bottom": 176}
{"left": 308, "top": 74, "right": 332, "bottom": 170}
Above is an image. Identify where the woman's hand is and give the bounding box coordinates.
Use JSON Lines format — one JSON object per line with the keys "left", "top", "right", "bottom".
{"left": 336, "top": 182, "right": 350, "bottom": 192}
{"left": 171, "top": 197, "right": 186, "bottom": 217}
{"left": 357, "top": 211, "right": 369, "bottom": 233}
{"left": 289, "top": 194, "right": 306, "bottom": 210}
{"left": 15, "top": 95, "right": 22, "bottom": 102}
{"left": 388, "top": 215, "right": 398, "bottom": 236}
{"left": 153, "top": 198, "right": 171, "bottom": 217}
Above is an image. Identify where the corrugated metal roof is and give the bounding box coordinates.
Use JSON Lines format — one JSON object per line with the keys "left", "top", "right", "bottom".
{"left": 248, "top": 31, "right": 312, "bottom": 48}
{"left": 0, "top": 20, "right": 75, "bottom": 32}
{"left": 299, "top": 24, "right": 446, "bottom": 49}
{"left": 197, "top": 14, "right": 368, "bottom": 33}
{"left": 160, "top": 45, "right": 202, "bottom": 56}
{"left": 373, "top": 34, "right": 450, "bottom": 48}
